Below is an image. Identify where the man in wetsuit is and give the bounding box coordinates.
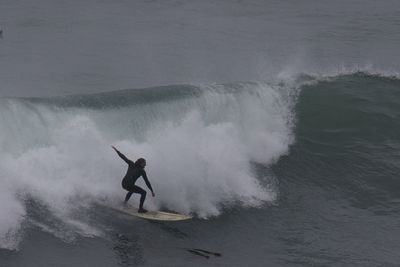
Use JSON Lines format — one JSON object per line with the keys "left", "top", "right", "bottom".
{"left": 112, "top": 146, "right": 155, "bottom": 213}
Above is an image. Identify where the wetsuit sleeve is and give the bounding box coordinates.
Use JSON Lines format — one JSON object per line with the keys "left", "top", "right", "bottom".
{"left": 142, "top": 170, "right": 153, "bottom": 192}
{"left": 115, "top": 150, "right": 132, "bottom": 164}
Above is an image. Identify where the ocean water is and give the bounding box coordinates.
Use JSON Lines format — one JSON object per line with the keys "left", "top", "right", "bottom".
{"left": 1, "top": 1, "right": 400, "bottom": 266}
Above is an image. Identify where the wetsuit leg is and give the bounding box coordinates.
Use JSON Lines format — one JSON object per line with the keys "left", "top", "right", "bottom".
{"left": 125, "top": 185, "right": 147, "bottom": 209}
{"left": 124, "top": 191, "right": 133, "bottom": 202}
{"left": 136, "top": 186, "right": 147, "bottom": 209}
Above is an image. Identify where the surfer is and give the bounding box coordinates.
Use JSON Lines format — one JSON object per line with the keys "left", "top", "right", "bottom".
{"left": 112, "top": 146, "right": 155, "bottom": 213}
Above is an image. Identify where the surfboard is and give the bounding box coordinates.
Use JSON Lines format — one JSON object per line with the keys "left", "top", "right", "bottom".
{"left": 113, "top": 206, "right": 193, "bottom": 221}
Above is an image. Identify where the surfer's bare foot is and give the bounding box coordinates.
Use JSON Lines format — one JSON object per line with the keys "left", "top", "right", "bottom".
{"left": 138, "top": 208, "right": 148, "bottom": 213}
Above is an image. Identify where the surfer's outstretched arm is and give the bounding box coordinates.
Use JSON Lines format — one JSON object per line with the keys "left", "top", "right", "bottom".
{"left": 111, "top": 146, "right": 131, "bottom": 164}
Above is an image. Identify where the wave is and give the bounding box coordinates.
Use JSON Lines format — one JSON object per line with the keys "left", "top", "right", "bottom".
{"left": 0, "top": 81, "right": 297, "bottom": 249}
{"left": 297, "top": 71, "right": 400, "bottom": 155}
{"left": 2, "top": 70, "right": 399, "bottom": 250}
{"left": 278, "top": 71, "right": 400, "bottom": 212}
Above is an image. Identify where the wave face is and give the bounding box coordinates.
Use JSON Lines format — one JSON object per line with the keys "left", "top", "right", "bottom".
{"left": 0, "top": 82, "right": 296, "bottom": 249}
{"left": 285, "top": 72, "right": 400, "bottom": 208}
{"left": 268, "top": 72, "right": 400, "bottom": 266}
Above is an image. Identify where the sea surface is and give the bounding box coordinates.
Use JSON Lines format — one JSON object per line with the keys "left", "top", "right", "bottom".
{"left": 1, "top": 1, "right": 400, "bottom": 266}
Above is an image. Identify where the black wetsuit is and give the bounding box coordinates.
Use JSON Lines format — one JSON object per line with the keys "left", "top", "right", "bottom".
{"left": 115, "top": 150, "right": 153, "bottom": 209}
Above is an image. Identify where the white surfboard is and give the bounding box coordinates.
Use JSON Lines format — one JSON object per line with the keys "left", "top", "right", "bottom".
{"left": 113, "top": 206, "right": 193, "bottom": 221}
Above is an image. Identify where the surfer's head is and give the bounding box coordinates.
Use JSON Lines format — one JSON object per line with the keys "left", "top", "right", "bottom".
{"left": 135, "top": 158, "right": 146, "bottom": 168}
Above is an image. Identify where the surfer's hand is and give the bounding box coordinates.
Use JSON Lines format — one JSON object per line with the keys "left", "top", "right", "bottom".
{"left": 152, "top": 191, "right": 155, "bottom": 197}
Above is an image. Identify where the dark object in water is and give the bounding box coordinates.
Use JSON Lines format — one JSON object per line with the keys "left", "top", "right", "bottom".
{"left": 193, "top": 248, "right": 222, "bottom": 257}
{"left": 187, "top": 249, "right": 209, "bottom": 259}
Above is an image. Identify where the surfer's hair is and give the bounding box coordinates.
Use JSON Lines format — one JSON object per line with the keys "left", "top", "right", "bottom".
{"left": 135, "top": 158, "right": 146, "bottom": 165}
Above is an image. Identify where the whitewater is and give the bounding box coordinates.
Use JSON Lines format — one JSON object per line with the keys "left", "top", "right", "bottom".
{"left": 0, "top": 81, "right": 297, "bottom": 250}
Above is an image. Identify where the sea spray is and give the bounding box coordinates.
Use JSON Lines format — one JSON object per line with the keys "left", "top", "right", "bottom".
{"left": 0, "top": 81, "right": 297, "bottom": 248}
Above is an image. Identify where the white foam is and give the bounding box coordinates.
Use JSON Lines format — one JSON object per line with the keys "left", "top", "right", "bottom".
{"left": 0, "top": 189, "right": 25, "bottom": 250}
{"left": 0, "top": 82, "right": 296, "bottom": 248}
